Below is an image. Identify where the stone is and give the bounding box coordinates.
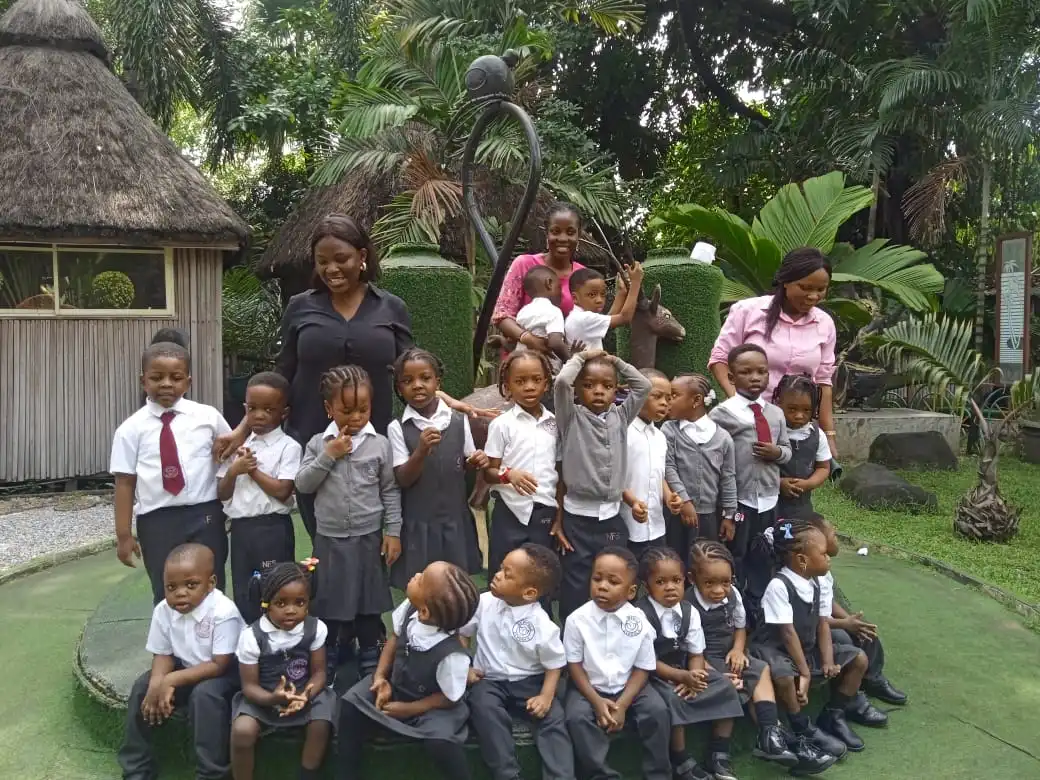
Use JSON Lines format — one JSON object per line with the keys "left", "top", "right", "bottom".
{"left": 869, "top": 430, "right": 958, "bottom": 471}
{"left": 839, "top": 463, "right": 938, "bottom": 511}
{"left": 833, "top": 409, "right": 960, "bottom": 462}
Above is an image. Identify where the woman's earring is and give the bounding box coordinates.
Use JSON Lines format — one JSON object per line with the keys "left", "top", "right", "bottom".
{"left": 361, "top": 262, "right": 367, "bottom": 272}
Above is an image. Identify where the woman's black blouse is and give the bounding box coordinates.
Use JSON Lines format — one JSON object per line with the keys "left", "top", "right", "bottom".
{"left": 275, "top": 286, "right": 413, "bottom": 441}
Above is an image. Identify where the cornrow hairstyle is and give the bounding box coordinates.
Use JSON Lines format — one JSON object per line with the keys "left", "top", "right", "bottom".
{"left": 689, "top": 540, "right": 735, "bottom": 578}
{"left": 771, "top": 519, "right": 824, "bottom": 568}
{"left": 150, "top": 327, "right": 189, "bottom": 348}
{"left": 676, "top": 372, "right": 712, "bottom": 397}
{"left": 596, "top": 545, "right": 638, "bottom": 576}
{"left": 640, "top": 368, "right": 669, "bottom": 383}
{"left": 253, "top": 562, "right": 311, "bottom": 612}
{"left": 498, "top": 351, "right": 553, "bottom": 400}
{"left": 546, "top": 201, "right": 583, "bottom": 232}
{"left": 247, "top": 370, "right": 290, "bottom": 398}
{"left": 727, "top": 343, "right": 766, "bottom": 367}
{"left": 772, "top": 373, "right": 820, "bottom": 417}
{"left": 319, "top": 364, "right": 373, "bottom": 410}
{"left": 142, "top": 341, "right": 190, "bottom": 373}
{"left": 425, "top": 562, "right": 480, "bottom": 632}
{"left": 765, "top": 247, "right": 831, "bottom": 339}
{"left": 392, "top": 347, "right": 445, "bottom": 404}
{"left": 165, "top": 542, "right": 213, "bottom": 573}
{"left": 638, "top": 545, "right": 684, "bottom": 583}
{"left": 518, "top": 542, "right": 562, "bottom": 597}
{"left": 568, "top": 267, "right": 604, "bottom": 294}
{"left": 523, "top": 264, "right": 559, "bottom": 298}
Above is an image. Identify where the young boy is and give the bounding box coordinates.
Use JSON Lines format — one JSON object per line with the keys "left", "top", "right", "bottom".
{"left": 563, "top": 546, "right": 670, "bottom": 780}
{"left": 217, "top": 371, "right": 302, "bottom": 624}
{"left": 463, "top": 544, "right": 573, "bottom": 780}
{"left": 111, "top": 342, "right": 232, "bottom": 604}
{"left": 553, "top": 349, "right": 652, "bottom": 624}
{"left": 709, "top": 344, "right": 790, "bottom": 591}
{"left": 502, "top": 265, "right": 572, "bottom": 362}
{"left": 622, "top": 369, "right": 680, "bottom": 560}
{"left": 118, "top": 543, "right": 244, "bottom": 780}
{"left": 564, "top": 263, "right": 644, "bottom": 352}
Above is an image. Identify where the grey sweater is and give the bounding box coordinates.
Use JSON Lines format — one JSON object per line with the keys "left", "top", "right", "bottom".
{"left": 662, "top": 420, "right": 737, "bottom": 515}
{"left": 296, "top": 431, "right": 402, "bottom": 538}
{"left": 708, "top": 399, "right": 791, "bottom": 507}
{"left": 554, "top": 354, "right": 652, "bottom": 505}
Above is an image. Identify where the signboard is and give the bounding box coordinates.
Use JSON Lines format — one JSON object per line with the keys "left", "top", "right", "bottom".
{"left": 995, "top": 233, "right": 1033, "bottom": 382}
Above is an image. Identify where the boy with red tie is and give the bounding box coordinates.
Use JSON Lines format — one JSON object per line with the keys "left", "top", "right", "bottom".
{"left": 111, "top": 342, "right": 232, "bottom": 603}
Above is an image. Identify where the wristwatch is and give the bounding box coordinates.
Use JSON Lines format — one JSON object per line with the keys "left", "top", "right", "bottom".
{"left": 498, "top": 467, "right": 512, "bottom": 484}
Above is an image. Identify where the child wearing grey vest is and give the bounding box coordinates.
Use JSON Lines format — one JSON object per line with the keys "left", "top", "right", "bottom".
{"left": 772, "top": 374, "right": 833, "bottom": 520}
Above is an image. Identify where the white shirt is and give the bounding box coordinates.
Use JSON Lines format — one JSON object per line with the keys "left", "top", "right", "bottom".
{"left": 146, "top": 589, "right": 244, "bottom": 667}
{"left": 485, "top": 405, "right": 559, "bottom": 524}
{"left": 692, "top": 587, "right": 747, "bottom": 630}
{"left": 787, "top": 422, "right": 832, "bottom": 463}
{"left": 716, "top": 394, "right": 777, "bottom": 512}
{"left": 761, "top": 567, "right": 830, "bottom": 625}
{"left": 647, "top": 597, "right": 704, "bottom": 655}
{"left": 216, "top": 427, "right": 301, "bottom": 518}
{"left": 236, "top": 615, "right": 329, "bottom": 665}
{"left": 563, "top": 600, "right": 658, "bottom": 694}
{"left": 622, "top": 418, "right": 667, "bottom": 542}
{"left": 323, "top": 420, "right": 376, "bottom": 449}
{"left": 111, "top": 398, "right": 232, "bottom": 516}
{"left": 679, "top": 416, "right": 717, "bottom": 445}
{"left": 387, "top": 400, "right": 476, "bottom": 468}
{"left": 392, "top": 599, "right": 471, "bottom": 702}
{"left": 460, "top": 592, "right": 565, "bottom": 681}
{"left": 819, "top": 571, "right": 835, "bottom": 611}
{"left": 515, "top": 297, "right": 565, "bottom": 352}
{"left": 564, "top": 306, "right": 611, "bottom": 352}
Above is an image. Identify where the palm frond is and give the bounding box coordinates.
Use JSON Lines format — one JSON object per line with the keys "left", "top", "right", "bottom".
{"left": 312, "top": 130, "right": 412, "bottom": 185}
{"left": 334, "top": 84, "right": 421, "bottom": 138}
{"left": 371, "top": 191, "right": 442, "bottom": 248}
{"left": 555, "top": 1, "right": 644, "bottom": 34}
{"left": 901, "top": 157, "right": 971, "bottom": 246}
{"left": 875, "top": 57, "right": 963, "bottom": 114}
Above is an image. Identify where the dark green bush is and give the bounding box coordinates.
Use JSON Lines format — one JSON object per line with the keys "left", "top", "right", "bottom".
{"left": 90, "top": 270, "right": 135, "bottom": 309}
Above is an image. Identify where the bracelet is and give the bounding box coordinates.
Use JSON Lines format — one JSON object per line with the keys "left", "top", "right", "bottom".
{"left": 823, "top": 430, "right": 837, "bottom": 436}
{"left": 518, "top": 330, "right": 531, "bottom": 345}
{"left": 499, "top": 467, "right": 511, "bottom": 485}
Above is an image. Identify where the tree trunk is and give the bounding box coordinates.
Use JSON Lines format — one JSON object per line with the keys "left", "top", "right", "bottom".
{"left": 866, "top": 168, "right": 880, "bottom": 243}
{"left": 974, "top": 158, "right": 992, "bottom": 352}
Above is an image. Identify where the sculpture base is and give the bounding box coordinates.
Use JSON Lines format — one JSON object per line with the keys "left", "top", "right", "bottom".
{"left": 835, "top": 408, "right": 960, "bottom": 462}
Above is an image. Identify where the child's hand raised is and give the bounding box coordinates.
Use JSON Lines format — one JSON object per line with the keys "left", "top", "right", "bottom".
{"left": 508, "top": 469, "right": 539, "bottom": 495}
{"left": 625, "top": 262, "right": 644, "bottom": 289}
{"left": 679, "top": 502, "right": 699, "bottom": 528}
{"left": 324, "top": 427, "right": 353, "bottom": 459}
{"left": 229, "top": 447, "right": 258, "bottom": 476}
{"left": 417, "top": 426, "right": 441, "bottom": 455}
{"left": 466, "top": 449, "right": 490, "bottom": 470}
{"left": 580, "top": 348, "right": 608, "bottom": 360}
{"left": 752, "top": 441, "right": 782, "bottom": 461}
{"left": 381, "top": 535, "right": 402, "bottom": 566}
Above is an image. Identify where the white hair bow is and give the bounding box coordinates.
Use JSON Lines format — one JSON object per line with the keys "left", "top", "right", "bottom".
{"left": 704, "top": 388, "right": 717, "bottom": 407}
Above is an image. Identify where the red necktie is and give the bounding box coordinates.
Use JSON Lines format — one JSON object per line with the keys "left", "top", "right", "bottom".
{"left": 751, "top": 403, "right": 772, "bottom": 444}
{"left": 159, "top": 411, "right": 185, "bottom": 495}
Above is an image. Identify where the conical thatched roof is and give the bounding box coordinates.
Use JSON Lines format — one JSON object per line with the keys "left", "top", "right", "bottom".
{"left": 0, "top": 0, "right": 248, "bottom": 246}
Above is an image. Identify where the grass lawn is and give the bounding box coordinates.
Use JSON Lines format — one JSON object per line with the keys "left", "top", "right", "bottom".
{"left": 815, "top": 455, "right": 1040, "bottom": 606}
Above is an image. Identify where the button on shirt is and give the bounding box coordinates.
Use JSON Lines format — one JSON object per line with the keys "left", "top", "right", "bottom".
{"left": 392, "top": 599, "right": 471, "bottom": 702}
{"left": 460, "top": 592, "right": 565, "bottom": 681}
{"left": 387, "top": 399, "right": 476, "bottom": 468}
{"left": 622, "top": 418, "right": 667, "bottom": 542}
{"left": 647, "top": 597, "right": 705, "bottom": 655}
{"left": 110, "top": 398, "right": 231, "bottom": 516}
{"left": 680, "top": 416, "right": 717, "bottom": 446}
{"left": 564, "top": 600, "right": 658, "bottom": 694}
{"left": 692, "top": 587, "right": 747, "bottom": 630}
{"left": 515, "top": 297, "right": 565, "bottom": 351}
{"left": 485, "top": 405, "right": 560, "bottom": 524}
{"left": 715, "top": 394, "right": 778, "bottom": 512}
{"left": 236, "top": 615, "right": 328, "bottom": 665}
{"left": 787, "top": 422, "right": 832, "bottom": 462}
{"left": 761, "top": 567, "right": 830, "bottom": 624}
{"left": 217, "top": 427, "right": 302, "bottom": 518}
{"left": 146, "top": 590, "right": 244, "bottom": 667}
{"left": 564, "top": 306, "right": 611, "bottom": 352}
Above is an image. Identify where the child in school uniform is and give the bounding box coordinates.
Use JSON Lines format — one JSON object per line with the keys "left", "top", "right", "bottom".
{"left": 553, "top": 349, "right": 652, "bottom": 624}
{"left": 118, "top": 543, "right": 244, "bottom": 780}
{"left": 634, "top": 547, "right": 746, "bottom": 780}
{"left": 773, "top": 375, "right": 832, "bottom": 520}
{"left": 111, "top": 341, "right": 232, "bottom": 604}
{"left": 387, "top": 348, "right": 487, "bottom": 590}
{"left": 564, "top": 263, "right": 644, "bottom": 351}
{"left": 563, "top": 547, "right": 671, "bottom": 780}
{"left": 463, "top": 544, "right": 574, "bottom": 780}
{"left": 139, "top": 328, "right": 190, "bottom": 407}
{"left": 217, "top": 372, "right": 302, "bottom": 624}
{"left": 231, "top": 562, "right": 334, "bottom": 780}
{"left": 623, "top": 369, "right": 679, "bottom": 559}
{"left": 709, "top": 345, "right": 790, "bottom": 590}
{"left": 664, "top": 373, "right": 736, "bottom": 561}
{"left": 295, "top": 365, "right": 402, "bottom": 680}
{"left": 338, "top": 561, "right": 480, "bottom": 780}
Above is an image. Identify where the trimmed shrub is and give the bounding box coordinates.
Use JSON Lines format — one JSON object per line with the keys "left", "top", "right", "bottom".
{"left": 90, "top": 270, "right": 135, "bottom": 309}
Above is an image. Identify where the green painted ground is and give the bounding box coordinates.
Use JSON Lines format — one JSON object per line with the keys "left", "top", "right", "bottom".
{"left": 2, "top": 548, "right": 1040, "bottom": 779}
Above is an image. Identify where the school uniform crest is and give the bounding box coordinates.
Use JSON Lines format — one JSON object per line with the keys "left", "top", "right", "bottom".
{"left": 286, "top": 657, "right": 309, "bottom": 682}
{"left": 541, "top": 418, "right": 558, "bottom": 435}
{"left": 162, "top": 465, "right": 180, "bottom": 479}
{"left": 194, "top": 616, "right": 213, "bottom": 640}
{"left": 621, "top": 615, "right": 643, "bottom": 637}
{"left": 511, "top": 618, "right": 536, "bottom": 643}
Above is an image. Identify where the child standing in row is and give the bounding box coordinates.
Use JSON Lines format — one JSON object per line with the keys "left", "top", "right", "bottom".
{"left": 773, "top": 375, "right": 832, "bottom": 520}
{"left": 564, "top": 263, "right": 644, "bottom": 352}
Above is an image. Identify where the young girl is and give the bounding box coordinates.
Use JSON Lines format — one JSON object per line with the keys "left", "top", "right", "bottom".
{"left": 295, "top": 366, "right": 402, "bottom": 680}
{"left": 773, "top": 375, "right": 832, "bottom": 520}
{"left": 634, "top": 547, "right": 745, "bottom": 780}
{"left": 231, "top": 562, "right": 333, "bottom": 780}
{"left": 339, "top": 561, "right": 480, "bottom": 779}
{"left": 752, "top": 521, "right": 876, "bottom": 759}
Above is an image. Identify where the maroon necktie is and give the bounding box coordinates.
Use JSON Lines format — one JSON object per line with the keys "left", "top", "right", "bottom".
{"left": 160, "top": 411, "right": 185, "bottom": 495}
{"left": 750, "top": 403, "right": 772, "bottom": 444}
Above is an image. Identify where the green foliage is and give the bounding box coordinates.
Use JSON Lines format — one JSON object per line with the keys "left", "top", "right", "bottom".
{"left": 221, "top": 267, "right": 283, "bottom": 361}
{"left": 89, "top": 271, "right": 135, "bottom": 309}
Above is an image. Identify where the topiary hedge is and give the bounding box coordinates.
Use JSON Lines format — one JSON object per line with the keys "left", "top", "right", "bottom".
{"left": 380, "top": 244, "right": 474, "bottom": 400}
{"left": 90, "top": 270, "right": 135, "bottom": 309}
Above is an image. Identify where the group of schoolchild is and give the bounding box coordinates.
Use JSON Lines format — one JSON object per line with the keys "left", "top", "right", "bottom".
{"left": 111, "top": 266, "right": 906, "bottom": 780}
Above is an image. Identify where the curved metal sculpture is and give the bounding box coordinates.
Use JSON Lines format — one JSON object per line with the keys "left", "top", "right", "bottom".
{"left": 462, "top": 51, "right": 542, "bottom": 372}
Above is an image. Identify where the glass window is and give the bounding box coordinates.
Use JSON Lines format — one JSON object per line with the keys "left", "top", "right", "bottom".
{"left": 58, "top": 249, "right": 168, "bottom": 310}
{"left": 0, "top": 248, "right": 53, "bottom": 310}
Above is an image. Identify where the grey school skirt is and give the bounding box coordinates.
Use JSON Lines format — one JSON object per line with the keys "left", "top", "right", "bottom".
{"left": 705, "top": 653, "right": 766, "bottom": 705}
{"left": 342, "top": 674, "right": 470, "bottom": 743}
{"left": 752, "top": 637, "right": 861, "bottom": 680}
{"left": 231, "top": 687, "right": 337, "bottom": 728}
{"left": 312, "top": 531, "right": 393, "bottom": 622}
{"left": 650, "top": 667, "right": 744, "bottom": 726}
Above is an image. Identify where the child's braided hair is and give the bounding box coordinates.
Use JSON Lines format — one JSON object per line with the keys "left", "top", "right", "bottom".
{"left": 425, "top": 563, "right": 480, "bottom": 632}
{"left": 638, "top": 545, "right": 685, "bottom": 583}
{"left": 689, "top": 540, "right": 735, "bottom": 579}
{"left": 772, "top": 373, "right": 820, "bottom": 417}
{"left": 498, "top": 350, "right": 553, "bottom": 400}
{"left": 320, "top": 364, "right": 373, "bottom": 407}
{"left": 771, "top": 519, "right": 823, "bottom": 568}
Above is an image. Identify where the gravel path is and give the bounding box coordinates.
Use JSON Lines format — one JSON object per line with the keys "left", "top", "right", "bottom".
{"left": 0, "top": 494, "right": 114, "bottom": 570}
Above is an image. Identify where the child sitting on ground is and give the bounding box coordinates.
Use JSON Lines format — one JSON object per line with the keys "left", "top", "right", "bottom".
{"left": 218, "top": 371, "right": 301, "bottom": 624}
{"left": 564, "top": 263, "right": 644, "bottom": 352}
{"left": 773, "top": 375, "right": 832, "bottom": 520}
{"left": 463, "top": 544, "right": 574, "bottom": 780}
{"left": 488, "top": 265, "right": 573, "bottom": 362}
{"left": 118, "top": 543, "right": 244, "bottom": 780}
{"left": 231, "top": 562, "right": 334, "bottom": 780}
{"left": 563, "top": 547, "right": 671, "bottom": 780}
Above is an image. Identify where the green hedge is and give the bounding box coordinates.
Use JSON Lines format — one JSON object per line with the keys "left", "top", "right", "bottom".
{"left": 90, "top": 270, "right": 135, "bottom": 308}
{"left": 380, "top": 244, "right": 474, "bottom": 401}
{"left": 616, "top": 248, "right": 723, "bottom": 378}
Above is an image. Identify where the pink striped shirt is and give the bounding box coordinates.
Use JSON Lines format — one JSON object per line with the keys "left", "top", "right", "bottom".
{"left": 708, "top": 295, "right": 836, "bottom": 395}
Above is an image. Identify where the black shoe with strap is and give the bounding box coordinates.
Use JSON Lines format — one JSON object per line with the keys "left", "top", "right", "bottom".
{"left": 863, "top": 677, "right": 907, "bottom": 705}
{"left": 846, "top": 692, "right": 889, "bottom": 727}
{"left": 817, "top": 707, "right": 864, "bottom": 752}
{"left": 787, "top": 735, "right": 839, "bottom": 777}
{"left": 752, "top": 724, "right": 799, "bottom": 767}
{"left": 706, "top": 752, "right": 739, "bottom": 780}
{"left": 794, "top": 723, "right": 848, "bottom": 759}
{"left": 673, "top": 758, "right": 713, "bottom": 780}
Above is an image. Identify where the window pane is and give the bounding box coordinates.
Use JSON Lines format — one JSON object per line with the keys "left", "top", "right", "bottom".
{"left": 57, "top": 250, "right": 168, "bottom": 310}
{"left": 0, "top": 249, "right": 53, "bottom": 310}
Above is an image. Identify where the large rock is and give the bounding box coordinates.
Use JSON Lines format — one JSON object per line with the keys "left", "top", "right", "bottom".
{"left": 839, "top": 463, "right": 938, "bottom": 511}
{"left": 869, "top": 430, "right": 958, "bottom": 471}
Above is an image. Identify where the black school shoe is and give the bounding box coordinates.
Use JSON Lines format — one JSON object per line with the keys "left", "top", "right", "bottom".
{"left": 863, "top": 677, "right": 908, "bottom": 705}
{"left": 674, "top": 758, "right": 713, "bottom": 780}
{"left": 791, "top": 724, "right": 848, "bottom": 759}
{"left": 846, "top": 692, "right": 889, "bottom": 727}
{"left": 786, "top": 735, "right": 839, "bottom": 777}
{"left": 706, "top": 752, "right": 739, "bottom": 780}
{"left": 752, "top": 724, "right": 799, "bottom": 767}
{"left": 817, "top": 707, "right": 864, "bottom": 752}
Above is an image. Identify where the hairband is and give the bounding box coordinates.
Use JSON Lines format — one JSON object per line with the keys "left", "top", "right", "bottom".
{"left": 781, "top": 522, "right": 794, "bottom": 540}
{"left": 300, "top": 557, "right": 319, "bottom": 573}
{"left": 260, "top": 601, "right": 269, "bottom": 608}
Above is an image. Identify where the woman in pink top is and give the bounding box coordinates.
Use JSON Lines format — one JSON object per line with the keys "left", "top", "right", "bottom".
{"left": 708, "top": 247, "right": 839, "bottom": 453}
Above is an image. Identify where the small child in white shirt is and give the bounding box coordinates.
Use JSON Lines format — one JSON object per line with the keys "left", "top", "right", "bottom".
{"left": 564, "top": 263, "right": 644, "bottom": 352}
{"left": 515, "top": 264, "right": 572, "bottom": 362}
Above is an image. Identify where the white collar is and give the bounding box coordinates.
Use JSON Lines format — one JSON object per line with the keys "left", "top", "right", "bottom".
{"left": 146, "top": 397, "right": 188, "bottom": 418}
{"left": 779, "top": 566, "right": 816, "bottom": 588}
{"left": 726, "top": 393, "right": 764, "bottom": 410}
{"left": 490, "top": 594, "right": 541, "bottom": 619}
{"left": 680, "top": 416, "right": 717, "bottom": 442}
{"left": 245, "top": 427, "right": 286, "bottom": 447}
{"left": 170, "top": 590, "right": 216, "bottom": 623}
{"left": 788, "top": 422, "right": 814, "bottom": 434}
{"left": 510, "top": 404, "right": 553, "bottom": 424}
{"left": 631, "top": 417, "right": 655, "bottom": 433}
{"left": 693, "top": 588, "right": 728, "bottom": 611}
{"left": 402, "top": 398, "right": 452, "bottom": 425}
{"left": 259, "top": 614, "right": 304, "bottom": 635}
{"left": 590, "top": 600, "right": 632, "bottom": 624}
{"left": 647, "top": 596, "right": 681, "bottom": 616}
{"left": 323, "top": 421, "right": 375, "bottom": 440}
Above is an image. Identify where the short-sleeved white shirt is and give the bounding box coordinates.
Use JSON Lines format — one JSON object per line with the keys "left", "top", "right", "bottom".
{"left": 515, "top": 297, "right": 565, "bottom": 351}
{"left": 387, "top": 399, "right": 476, "bottom": 468}
{"left": 392, "top": 599, "right": 471, "bottom": 702}
{"left": 692, "top": 586, "right": 747, "bottom": 630}
{"left": 787, "top": 422, "right": 832, "bottom": 462}
{"left": 485, "top": 405, "right": 560, "bottom": 524}
{"left": 563, "top": 600, "right": 658, "bottom": 694}
{"left": 460, "top": 592, "right": 565, "bottom": 681}
{"left": 646, "top": 597, "right": 705, "bottom": 655}
{"left": 819, "top": 571, "right": 835, "bottom": 610}
{"left": 146, "top": 589, "right": 244, "bottom": 667}
{"left": 236, "top": 615, "right": 328, "bottom": 665}
{"left": 217, "top": 427, "right": 301, "bottom": 518}
{"left": 622, "top": 418, "right": 667, "bottom": 542}
{"left": 761, "top": 567, "right": 830, "bottom": 625}
{"left": 564, "top": 306, "right": 611, "bottom": 352}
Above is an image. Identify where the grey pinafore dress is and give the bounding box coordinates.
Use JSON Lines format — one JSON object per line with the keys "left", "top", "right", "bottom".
{"left": 689, "top": 586, "right": 766, "bottom": 704}
{"left": 777, "top": 426, "right": 821, "bottom": 520}
{"left": 390, "top": 413, "right": 483, "bottom": 589}
{"left": 634, "top": 597, "right": 744, "bottom": 725}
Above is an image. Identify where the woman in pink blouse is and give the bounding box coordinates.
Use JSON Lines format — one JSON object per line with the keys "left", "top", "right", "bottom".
{"left": 708, "top": 247, "right": 839, "bottom": 454}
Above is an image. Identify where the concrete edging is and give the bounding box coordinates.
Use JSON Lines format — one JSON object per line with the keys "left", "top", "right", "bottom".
{"left": 0, "top": 536, "right": 116, "bottom": 588}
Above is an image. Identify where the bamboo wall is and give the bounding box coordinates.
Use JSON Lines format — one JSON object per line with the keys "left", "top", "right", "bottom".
{"left": 0, "top": 247, "right": 224, "bottom": 482}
